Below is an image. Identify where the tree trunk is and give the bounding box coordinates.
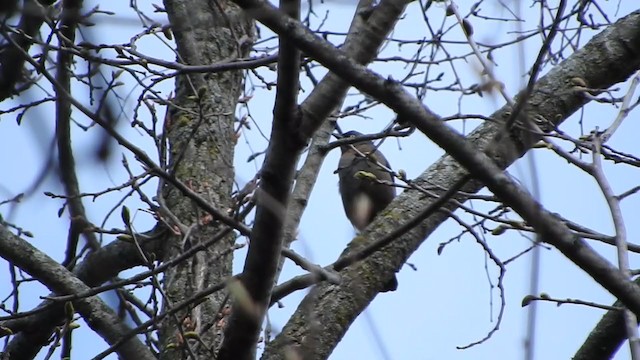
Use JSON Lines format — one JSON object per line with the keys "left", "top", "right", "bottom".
{"left": 158, "top": 1, "right": 254, "bottom": 358}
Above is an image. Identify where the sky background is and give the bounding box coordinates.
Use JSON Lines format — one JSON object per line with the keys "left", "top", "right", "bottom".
{"left": 1, "top": 1, "right": 639, "bottom": 359}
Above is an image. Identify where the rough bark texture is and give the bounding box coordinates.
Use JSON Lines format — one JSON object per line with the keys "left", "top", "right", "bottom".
{"left": 261, "top": 10, "right": 640, "bottom": 360}
{"left": 0, "top": 228, "right": 166, "bottom": 359}
{"left": 573, "top": 280, "right": 639, "bottom": 360}
{"left": 158, "top": 0, "right": 254, "bottom": 358}
{"left": 1, "top": 1, "right": 639, "bottom": 359}
{"left": 0, "top": 225, "right": 155, "bottom": 360}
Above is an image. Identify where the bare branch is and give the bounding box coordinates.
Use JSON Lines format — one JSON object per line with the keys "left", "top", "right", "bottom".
{"left": 0, "top": 224, "right": 155, "bottom": 360}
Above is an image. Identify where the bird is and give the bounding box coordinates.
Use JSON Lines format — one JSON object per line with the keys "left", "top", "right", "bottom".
{"left": 335, "top": 131, "right": 396, "bottom": 231}
{"left": 334, "top": 130, "right": 398, "bottom": 291}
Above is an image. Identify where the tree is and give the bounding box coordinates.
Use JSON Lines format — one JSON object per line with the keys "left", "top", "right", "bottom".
{"left": 1, "top": 0, "right": 639, "bottom": 359}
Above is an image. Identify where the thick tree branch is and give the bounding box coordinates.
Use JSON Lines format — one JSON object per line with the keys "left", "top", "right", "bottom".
{"left": 233, "top": 5, "right": 640, "bottom": 358}
{"left": 0, "top": 229, "right": 166, "bottom": 358}
{"left": 573, "top": 277, "right": 640, "bottom": 360}
{"left": 218, "top": 0, "right": 409, "bottom": 358}
{"left": 0, "top": 224, "right": 155, "bottom": 360}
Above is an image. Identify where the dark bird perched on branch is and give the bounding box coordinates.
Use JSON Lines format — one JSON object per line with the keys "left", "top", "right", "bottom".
{"left": 335, "top": 131, "right": 396, "bottom": 230}
{"left": 334, "top": 130, "right": 398, "bottom": 291}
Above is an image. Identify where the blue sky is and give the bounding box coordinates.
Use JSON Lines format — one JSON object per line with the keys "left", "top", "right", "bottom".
{"left": 1, "top": 1, "right": 639, "bottom": 359}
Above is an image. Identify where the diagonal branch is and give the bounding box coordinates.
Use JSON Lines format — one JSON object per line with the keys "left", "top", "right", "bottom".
{"left": 0, "top": 228, "right": 166, "bottom": 358}
{"left": 232, "top": 5, "right": 640, "bottom": 358}
{"left": 0, "top": 224, "right": 155, "bottom": 360}
{"left": 573, "top": 277, "right": 640, "bottom": 360}
{"left": 218, "top": 0, "right": 409, "bottom": 358}
{"left": 233, "top": 0, "right": 640, "bottom": 310}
